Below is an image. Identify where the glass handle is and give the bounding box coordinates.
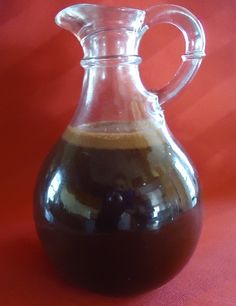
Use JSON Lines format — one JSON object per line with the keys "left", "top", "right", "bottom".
{"left": 145, "top": 5, "right": 206, "bottom": 105}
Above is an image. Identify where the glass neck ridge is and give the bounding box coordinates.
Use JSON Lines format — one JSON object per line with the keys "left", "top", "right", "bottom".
{"left": 81, "top": 55, "right": 142, "bottom": 68}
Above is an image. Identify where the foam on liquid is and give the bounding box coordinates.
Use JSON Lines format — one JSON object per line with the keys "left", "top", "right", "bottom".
{"left": 62, "top": 120, "right": 165, "bottom": 149}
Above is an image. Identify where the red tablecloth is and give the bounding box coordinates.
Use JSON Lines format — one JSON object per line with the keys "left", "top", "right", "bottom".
{"left": 1, "top": 1, "right": 236, "bottom": 305}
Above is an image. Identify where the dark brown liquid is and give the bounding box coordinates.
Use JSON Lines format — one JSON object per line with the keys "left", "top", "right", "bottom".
{"left": 34, "top": 122, "right": 202, "bottom": 294}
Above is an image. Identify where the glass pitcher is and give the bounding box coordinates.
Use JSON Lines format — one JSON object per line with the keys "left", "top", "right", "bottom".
{"left": 34, "top": 3, "right": 205, "bottom": 294}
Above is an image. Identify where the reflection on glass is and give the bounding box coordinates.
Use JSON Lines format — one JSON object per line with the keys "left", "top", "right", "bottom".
{"left": 47, "top": 170, "right": 62, "bottom": 203}
{"left": 44, "top": 208, "right": 54, "bottom": 223}
{"left": 61, "top": 188, "right": 98, "bottom": 219}
{"left": 174, "top": 157, "right": 197, "bottom": 206}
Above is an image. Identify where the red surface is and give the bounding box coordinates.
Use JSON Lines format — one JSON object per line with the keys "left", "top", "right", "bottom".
{"left": 1, "top": 0, "right": 236, "bottom": 305}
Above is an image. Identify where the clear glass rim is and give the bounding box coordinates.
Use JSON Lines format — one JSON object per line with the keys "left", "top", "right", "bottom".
{"left": 55, "top": 3, "right": 145, "bottom": 24}
{"left": 58, "top": 3, "right": 144, "bottom": 14}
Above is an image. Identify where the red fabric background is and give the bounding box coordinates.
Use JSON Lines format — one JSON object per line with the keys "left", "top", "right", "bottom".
{"left": 1, "top": 0, "right": 236, "bottom": 305}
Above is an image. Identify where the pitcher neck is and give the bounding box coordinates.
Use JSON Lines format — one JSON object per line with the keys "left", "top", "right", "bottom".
{"left": 71, "top": 60, "right": 160, "bottom": 126}
{"left": 81, "top": 29, "right": 143, "bottom": 59}
{"left": 80, "top": 60, "right": 145, "bottom": 107}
